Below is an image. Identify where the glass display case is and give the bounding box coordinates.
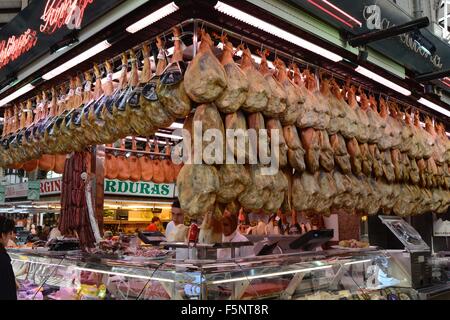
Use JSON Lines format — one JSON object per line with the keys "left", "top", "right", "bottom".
{"left": 9, "top": 247, "right": 421, "bottom": 300}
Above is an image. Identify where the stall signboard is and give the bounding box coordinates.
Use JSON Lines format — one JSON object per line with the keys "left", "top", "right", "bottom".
{"left": 434, "top": 217, "right": 450, "bottom": 237}
{"left": 5, "top": 182, "right": 28, "bottom": 198}
{"left": 0, "top": 0, "right": 125, "bottom": 81}
{"left": 288, "top": 0, "right": 450, "bottom": 76}
{"left": 104, "top": 180, "right": 176, "bottom": 198}
{"left": 4, "top": 178, "right": 176, "bottom": 199}
{"left": 27, "top": 180, "right": 40, "bottom": 201}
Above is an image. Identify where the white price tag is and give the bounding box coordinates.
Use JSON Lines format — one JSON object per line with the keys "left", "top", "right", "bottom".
{"left": 366, "top": 265, "right": 380, "bottom": 289}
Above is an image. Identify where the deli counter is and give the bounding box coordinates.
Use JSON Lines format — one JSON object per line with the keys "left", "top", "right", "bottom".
{"left": 9, "top": 247, "right": 423, "bottom": 300}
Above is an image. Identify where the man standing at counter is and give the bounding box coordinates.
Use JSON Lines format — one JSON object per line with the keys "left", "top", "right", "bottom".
{"left": 165, "top": 199, "right": 185, "bottom": 240}
{"left": 217, "top": 211, "right": 254, "bottom": 260}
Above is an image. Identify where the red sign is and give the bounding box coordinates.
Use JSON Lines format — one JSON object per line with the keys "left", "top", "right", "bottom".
{"left": 40, "top": 178, "right": 62, "bottom": 195}
{"left": 40, "top": 0, "right": 94, "bottom": 34}
{"left": 0, "top": 29, "right": 38, "bottom": 69}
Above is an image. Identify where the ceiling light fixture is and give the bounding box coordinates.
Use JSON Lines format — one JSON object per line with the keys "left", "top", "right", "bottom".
{"left": 418, "top": 97, "right": 450, "bottom": 118}
{"left": 355, "top": 66, "right": 411, "bottom": 96}
{"left": 321, "top": 0, "right": 362, "bottom": 27}
{"left": 42, "top": 40, "right": 111, "bottom": 80}
{"left": 155, "top": 132, "right": 183, "bottom": 140}
{"left": 214, "top": 1, "right": 343, "bottom": 62}
{"left": 126, "top": 2, "right": 180, "bottom": 34}
{"left": 0, "top": 83, "right": 35, "bottom": 107}
{"left": 169, "top": 122, "right": 184, "bottom": 129}
{"left": 308, "top": 0, "right": 353, "bottom": 28}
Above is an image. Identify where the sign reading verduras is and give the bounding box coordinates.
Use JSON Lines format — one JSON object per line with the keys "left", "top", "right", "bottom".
{"left": 4, "top": 178, "right": 176, "bottom": 199}
{"left": 0, "top": 0, "right": 125, "bottom": 79}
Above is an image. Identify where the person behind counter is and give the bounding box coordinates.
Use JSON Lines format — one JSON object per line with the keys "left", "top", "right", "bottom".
{"left": 145, "top": 216, "right": 164, "bottom": 233}
{"left": 0, "top": 216, "right": 17, "bottom": 300}
{"left": 217, "top": 211, "right": 254, "bottom": 260}
{"left": 165, "top": 200, "right": 184, "bottom": 239}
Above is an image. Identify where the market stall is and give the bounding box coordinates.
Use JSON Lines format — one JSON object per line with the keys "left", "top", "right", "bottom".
{"left": 0, "top": 0, "right": 450, "bottom": 300}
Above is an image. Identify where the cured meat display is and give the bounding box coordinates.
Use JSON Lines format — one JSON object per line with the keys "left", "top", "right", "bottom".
{"left": 103, "top": 137, "right": 181, "bottom": 183}
{"left": 59, "top": 152, "right": 96, "bottom": 249}
{"left": 2, "top": 25, "right": 450, "bottom": 250}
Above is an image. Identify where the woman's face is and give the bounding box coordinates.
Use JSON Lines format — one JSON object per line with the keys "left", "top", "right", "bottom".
{"left": 1, "top": 231, "right": 13, "bottom": 246}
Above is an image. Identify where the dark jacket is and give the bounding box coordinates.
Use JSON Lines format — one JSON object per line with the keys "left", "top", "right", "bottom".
{"left": 0, "top": 245, "right": 17, "bottom": 300}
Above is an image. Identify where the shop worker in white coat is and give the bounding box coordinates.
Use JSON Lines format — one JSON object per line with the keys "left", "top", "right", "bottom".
{"left": 165, "top": 200, "right": 184, "bottom": 240}
{"left": 217, "top": 211, "right": 254, "bottom": 260}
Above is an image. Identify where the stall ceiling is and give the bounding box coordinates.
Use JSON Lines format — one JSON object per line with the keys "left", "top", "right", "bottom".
{"left": 0, "top": 0, "right": 25, "bottom": 29}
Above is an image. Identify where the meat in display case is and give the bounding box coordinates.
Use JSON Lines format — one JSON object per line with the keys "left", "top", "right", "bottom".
{"left": 9, "top": 248, "right": 420, "bottom": 300}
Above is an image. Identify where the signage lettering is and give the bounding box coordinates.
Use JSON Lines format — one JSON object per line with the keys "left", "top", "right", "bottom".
{"left": 129, "top": 182, "right": 139, "bottom": 193}
{"left": 105, "top": 180, "right": 117, "bottom": 193}
{"left": 161, "top": 185, "right": 170, "bottom": 196}
{"left": 5, "top": 179, "right": 175, "bottom": 199}
{"left": 364, "top": 5, "right": 381, "bottom": 30}
{"left": 363, "top": 5, "right": 443, "bottom": 69}
{"left": 117, "top": 181, "right": 128, "bottom": 193}
{"left": 140, "top": 183, "right": 150, "bottom": 195}
{"left": 40, "top": 179, "right": 61, "bottom": 194}
{"left": 0, "top": 29, "right": 38, "bottom": 70}
{"left": 151, "top": 184, "right": 160, "bottom": 195}
{"left": 40, "top": 0, "right": 94, "bottom": 34}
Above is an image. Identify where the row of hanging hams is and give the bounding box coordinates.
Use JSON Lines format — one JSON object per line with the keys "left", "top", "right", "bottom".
{"left": 171, "top": 31, "right": 450, "bottom": 243}
{"left": 105, "top": 137, "right": 182, "bottom": 183}
{"left": 1, "top": 25, "right": 450, "bottom": 247}
{"left": 0, "top": 26, "right": 191, "bottom": 169}
{"left": 1, "top": 89, "right": 66, "bottom": 172}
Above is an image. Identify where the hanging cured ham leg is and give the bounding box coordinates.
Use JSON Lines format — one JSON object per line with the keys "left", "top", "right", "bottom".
{"left": 117, "top": 139, "right": 131, "bottom": 181}
{"left": 215, "top": 33, "right": 249, "bottom": 113}
{"left": 129, "top": 43, "right": 155, "bottom": 137}
{"left": 162, "top": 139, "right": 176, "bottom": 183}
{"left": 139, "top": 139, "right": 154, "bottom": 182}
{"left": 184, "top": 29, "right": 227, "bottom": 103}
{"left": 240, "top": 45, "right": 270, "bottom": 113}
{"left": 141, "top": 36, "right": 174, "bottom": 128}
{"left": 105, "top": 144, "right": 119, "bottom": 180}
{"left": 258, "top": 50, "right": 286, "bottom": 118}
{"left": 158, "top": 26, "right": 192, "bottom": 118}
{"left": 129, "top": 137, "right": 142, "bottom": 182}
{"left": 152, "top": 137, "right": 165, "bottom": 184}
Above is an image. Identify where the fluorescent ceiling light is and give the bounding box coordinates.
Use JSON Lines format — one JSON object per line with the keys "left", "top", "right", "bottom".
{"left": 214, "top": 1, "right": 342, "bottom": 62}
{"left": 42, "top": 40, "right": 111, "bottom": 80}
{"left": 355, "top": 66, "right": 411, "bottom": 96}
{"left": 169, "top": 122, "right": 184, "bottom": 129}
{"left": 217, "top": 43, "right": 276, "bottom": 69}
{"left": 418, "top": 98, "right": 450, "bottom": 118}
{"left": 155, "top": 132, "right": 182, "bottom": 140}
{"left": 126, "top": 2, "right": 180, "bottom": 34}
{"left": 0, "top": 83, "right": 35, "bottom": 107}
